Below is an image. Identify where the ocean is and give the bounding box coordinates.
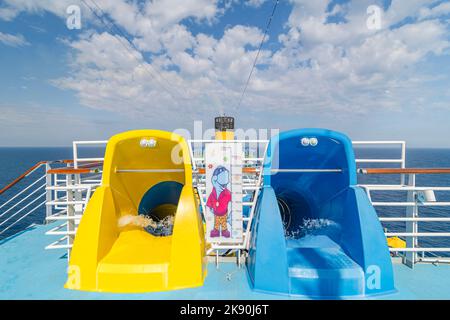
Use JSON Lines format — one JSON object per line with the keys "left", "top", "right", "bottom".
{"left": 1, "top": 147, "right": 450, "bottom": 256}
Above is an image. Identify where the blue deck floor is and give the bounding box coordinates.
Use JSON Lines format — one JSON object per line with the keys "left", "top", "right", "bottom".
{"left": 1, "top": 223, "right": 450, "bottom": 300}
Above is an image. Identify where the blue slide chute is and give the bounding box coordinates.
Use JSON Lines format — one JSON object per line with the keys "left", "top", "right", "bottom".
{"left": 247, "top": 128, "right": 395, "bottom": 298}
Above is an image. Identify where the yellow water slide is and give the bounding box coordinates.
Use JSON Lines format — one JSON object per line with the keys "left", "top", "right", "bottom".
{"left": 65, "top": 130, "right": 206, "bottom": 293}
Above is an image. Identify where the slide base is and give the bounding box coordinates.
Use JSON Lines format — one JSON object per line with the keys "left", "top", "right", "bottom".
{"left": 287, "top": 235, "right": 365, "bottom": 298}
{"left": 96, "top": 230, "right": 173, "bottom": 293}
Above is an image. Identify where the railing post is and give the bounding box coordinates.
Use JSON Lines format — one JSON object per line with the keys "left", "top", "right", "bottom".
{"left": 74, "top": 173, "right": 83, "bottom": 216}
{"left": 45, "top": 163, "right": 52, "bottom": 223}
{"left": 401, "top": 142, "right": 406, "bottom": 185}
{"left": 66, "top": 173, "right": 75, "bottom": 261}
{"left": 73, "top": 141, "right": 78, "bottom": 169}
{"left": 405, "top": 173, "right": 417, "bottom": 268}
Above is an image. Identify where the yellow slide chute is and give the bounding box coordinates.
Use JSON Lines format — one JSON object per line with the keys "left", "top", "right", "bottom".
{"left": 66, "top": 130, "right": 206, "bottom": 293}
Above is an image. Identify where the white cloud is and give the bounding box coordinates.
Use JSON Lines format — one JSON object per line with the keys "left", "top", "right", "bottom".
{"left": 0, "top": 6, "right": 19, "bottom": 21}
{"left": 419, "top": 2, "right": 450, "bottom": 20}
{"left": 2, "top": 0, "right": 75, "bottom": 18}
{"left": 385, "top": 0, "right": 435, "bottom": 25}
{"left": 245, "top": 0, "right": 268, "bottom": 8}
{"left": 144, "top": 0, "right": 219, "bottom": 28}
{"left": 0, "top": 32, "right": 29, "bottom": 47}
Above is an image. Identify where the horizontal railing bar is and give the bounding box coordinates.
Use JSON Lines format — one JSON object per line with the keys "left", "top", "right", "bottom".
{"left": 195, "top": 168, "right": 259, "bottom": 174}
{"left": 373, "top": 202, "right": 450, "bottom": 206}
{"left": 385, "top": 232, "right": 450, "bottom": 237}
{"left": 46, "top": 185, "right": 95, "bottom": 191}
{"left": 74, "top": 158, "right": 104, "bottom": 162}
{"left": 210, "top": 244, "right": 245, "bottom": 250}
{"left": 45, "top": 243, "right": 72, "bottom": 250}
{"left": 116, "top": 169, "right": 184, "bottom": 173}
{"left": 365, "top": 186, "right": 450, "bottom": 191}
{"left": 418, "top": 257, "right": 450, "bottom": 262}
{"left": 189, "top": 140, "right": 269, "bottom": 143}
{"left": 360, "top": 168, "right": 450, "bottom": 174}
{"left": 73, "top": 140, "right": 108, "bottom": 144}
{"left": 193, "top": 157, "right": 265, "bottom": 162}
{"left": 46, "top": 200, "right": 86, "bottom": 206}
{"left": 359, "top": 184, "right": 405, "bottom": 188}
{"left": 352, "top": 141, "right": 405, "bottom": 144}
{"left": 47, "top": 168, "right": 100, "bottom": 175}
{"left": 45, "top": 236, "right": 71, "bottom": 250}
{"left": 390, "top": 248, "right": 450, "bottom": 252}
{"left": 380, "top": 217, "right": 450, "bottom": 222}
{"left": 356, "top": 159, "right": 403, "bottom": 163}
{"left": 46, "top": 215, "right": 82, "bottom": 221}
{"left": 271, "top": 169, "right": 342, "bottom": 173}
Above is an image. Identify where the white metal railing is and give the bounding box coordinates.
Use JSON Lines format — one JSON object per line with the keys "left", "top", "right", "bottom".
{"left": 0, "top": 162, "right": 53, "bottom": 238}
{"left": 3, "top": 138, "right": 448, "bottom": 268}
{"left": 40, "top": 141, "right": 106, "bottom": 257}
{"left": 354, "top": 141, "right": 450, "bottom": 266}
{"left": 361, "top": 174, "right": 450, "bottom": 266}
{"left": 353, "top": 140, "right": 406, "bottom": 185}
{"left": 45, "top": 182, "right": 96, "bottom": 253}
{"left": 45, "top": 166, "right": 101, "bottom": 258}
{"left": 55, "top": 139, "right": 450, "bottom": 267}
{"left": 72, "top": 140, "right": 107, "bottom": 169}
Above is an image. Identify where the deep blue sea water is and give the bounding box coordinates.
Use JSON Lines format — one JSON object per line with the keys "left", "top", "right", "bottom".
{"left": 1, "top": 147, "right": 450, "bottom": 255}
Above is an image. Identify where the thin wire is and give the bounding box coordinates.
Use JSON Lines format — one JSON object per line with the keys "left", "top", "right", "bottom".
{"left": 80, "top": 0, "right": 185, "bottom": 102}
{"left": 236, "top": 0, "right": 279, "bottom": 110}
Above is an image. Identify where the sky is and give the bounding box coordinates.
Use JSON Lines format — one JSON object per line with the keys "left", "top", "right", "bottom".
{"left": 0, "top": 0, "right": 449, "bottom": 147}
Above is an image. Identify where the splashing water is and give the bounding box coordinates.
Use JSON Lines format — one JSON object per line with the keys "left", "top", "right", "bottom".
{"left": 285, "top": 218, "right": 339, "bottom": 239}
{"left": 118, "top": 214, "right": 174, "bottom": 236}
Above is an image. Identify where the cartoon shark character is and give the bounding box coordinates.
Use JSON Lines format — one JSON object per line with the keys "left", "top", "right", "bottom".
{"left": 206, "top": 166, "right": 232, "bottom": 238}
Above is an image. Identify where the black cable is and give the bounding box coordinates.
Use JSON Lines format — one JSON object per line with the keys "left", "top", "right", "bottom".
{"left": 236, "top": 0, "right": 279, "bottom": 110}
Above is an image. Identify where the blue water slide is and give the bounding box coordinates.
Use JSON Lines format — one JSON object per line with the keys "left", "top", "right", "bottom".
{"left": 246, "top": 128, "right": 395, "bottom": 298}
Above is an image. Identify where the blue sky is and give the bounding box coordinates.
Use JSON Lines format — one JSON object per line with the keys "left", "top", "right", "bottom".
{"left": 0, "top": 0, "right": 449, "bottom": 147}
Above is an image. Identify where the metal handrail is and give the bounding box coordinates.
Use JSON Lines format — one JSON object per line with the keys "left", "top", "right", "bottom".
{"left": 0, "top": 183, "right": 45, "bottom": 218}
{"left": 360, "top": 169, "right": 450, "bottom": 266}
{"left": 0, "top": 162, "right": 46, "bottom": 196}
{"left": 0, "top": 160, "right": 72, "bottom": 196}
{"left": 0, "top": 159, "right": 71, "bottom": 238}
{"left": 72, "top": 140, "right": 107, "bottom": 169}
{"left": 359, "top": 168, "right": 450, "bottom": 174}
{"left": 0, "top": 199, "right": 46, "bottom": 235}
{"left": 0, "top": 174, "right": 46, "bottom": 211}
{"left": 0, "top": 192, "right": 46, "bottom": 227}
{"left": 353, "top": 140, "right": 406, "bottom": 185}
{"left": 4, "top": 138, "right": 449, "bottom": 268}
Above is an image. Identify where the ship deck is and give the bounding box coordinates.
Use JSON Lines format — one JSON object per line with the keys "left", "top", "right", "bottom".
{"left": 1, "top": 223, "right": 450, "bottom": 300}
